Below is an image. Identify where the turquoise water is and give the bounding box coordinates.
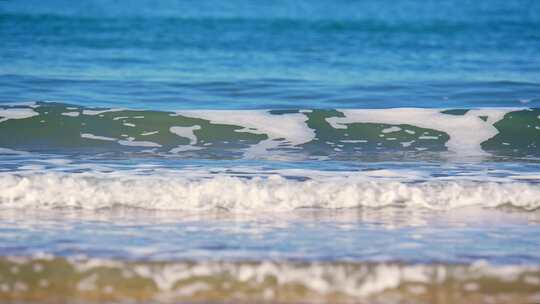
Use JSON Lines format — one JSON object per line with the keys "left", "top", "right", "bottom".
{"left": 1, "top": 0, "right": 540, "bottom": 109}
{"left": 1, "top": 1, "right": 540, "bottom": 303}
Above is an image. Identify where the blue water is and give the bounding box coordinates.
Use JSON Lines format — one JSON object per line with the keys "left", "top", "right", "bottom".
{"left": 1, "top": 1, "right": 540, "bottom": 302}
{"left": 1, "top": 208, "right": 539, "bottom": 265}
{"left": 1, "top": 0, "right": 540, "bottom": 109}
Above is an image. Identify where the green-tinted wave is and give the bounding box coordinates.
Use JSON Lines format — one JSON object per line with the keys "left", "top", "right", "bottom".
{"left": 0, "top": 103, "right": 538, "bottom": 161}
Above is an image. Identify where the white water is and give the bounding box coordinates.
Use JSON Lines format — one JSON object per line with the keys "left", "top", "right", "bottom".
{"left": 0, "top": 107, "right": 39, "bottom": 123}
{"left": 174, "top": 110, "right": 316, "bottom": 157}
{"left": 326, "top": 108, "right": 512, "bottom": 156}
{"left": 0, "top": 172, "right": 539, "bottom": 211}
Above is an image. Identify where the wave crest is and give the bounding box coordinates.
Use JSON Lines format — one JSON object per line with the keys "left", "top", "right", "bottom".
{"left": 1, "top": 173, "right": 539, "bottom": 211}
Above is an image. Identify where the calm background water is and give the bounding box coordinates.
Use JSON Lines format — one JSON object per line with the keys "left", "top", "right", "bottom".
{"left": 1, "top": 0, "right": 540, "bottom": 109}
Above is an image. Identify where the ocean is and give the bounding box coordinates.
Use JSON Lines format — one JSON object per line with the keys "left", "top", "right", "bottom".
{"left": 1, "top": 0, "right": 540, "bottom": 303}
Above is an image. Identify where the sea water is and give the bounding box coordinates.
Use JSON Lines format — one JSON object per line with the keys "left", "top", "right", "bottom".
{"left": 1, "top": 1, "right": 540, "bottom": 303}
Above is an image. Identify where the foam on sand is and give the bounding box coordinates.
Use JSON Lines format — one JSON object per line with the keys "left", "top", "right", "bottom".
{"left": 0, "top": 257, "right": 537, "bottom": 304}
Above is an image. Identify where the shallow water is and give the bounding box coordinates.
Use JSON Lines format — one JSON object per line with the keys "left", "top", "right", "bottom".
{"left": 1, "top": 0, "right": 540, "bottom": 303}
{"left": 0, "top": 208, "right": 539, "bottom": 303}
{"left": 1, "top": 208, "right": 540, "bottom": 264}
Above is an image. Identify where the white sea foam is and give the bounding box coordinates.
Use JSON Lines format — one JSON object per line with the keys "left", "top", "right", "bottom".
{"left": 170, "top": 145, "right": 204, "bottom": 153}
{"left": 2, "top": 106, "right": 530, "bottom": 159}
{"left": 82, "top": 108, "right": 124, "bottom": 116}
{"left": 0, "top": 172, "right": 538, "bottom": 211}
{"left": 0, "top": 108, "right": 39, "bottom": 123}
{"left": 174, "top": 110, "right": 315, "bottom": 158}
{"left": 170, "top": 125, "right": 201, "bottom": 145}
{"left": 382, "top": 126, "right": 402, "bottom": 133}
{"left": 401, "top": 140, "right": 415, "bottom": 147}
{"left": 61, "top": 111, "right": 80, "bottom": 117}
{"left": 340, "top": 140, "right": 368, "bottom": 143}
{"left": 169, "top": 125, "right": 203, "bottom": 153}
{"left": 81, "top": 133, "right": 117, "bottom": 141}
{"left": 118, "top": 140, "right": 162, "bottom": 147}
{"left": 326, "top": 108, "right": 513, "bottom": 156}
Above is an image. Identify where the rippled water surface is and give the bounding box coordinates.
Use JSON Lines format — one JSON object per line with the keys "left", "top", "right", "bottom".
{"left": 1, "top": 0, "right": 540, "bottom": 303}
{"left": 1, "top": 0, "right": 540, "bottom": 109}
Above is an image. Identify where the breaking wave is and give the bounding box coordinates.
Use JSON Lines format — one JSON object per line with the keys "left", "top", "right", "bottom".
{"left": 0, "top": 103, "right": 539, "bottom": 160}
{"left": 1, "top": 173, "right": 539, "bottom": 211}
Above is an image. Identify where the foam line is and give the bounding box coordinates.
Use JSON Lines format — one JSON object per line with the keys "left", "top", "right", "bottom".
{"left": 0, "top": 173, "right": 538, "bottom": 211}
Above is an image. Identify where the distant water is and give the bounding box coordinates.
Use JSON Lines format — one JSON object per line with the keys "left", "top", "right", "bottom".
{"left": 1, "top": 0, "right": 540, "bottom": 109}
{"left": 1, "top": 1, "right": 540, "bottom": 303}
